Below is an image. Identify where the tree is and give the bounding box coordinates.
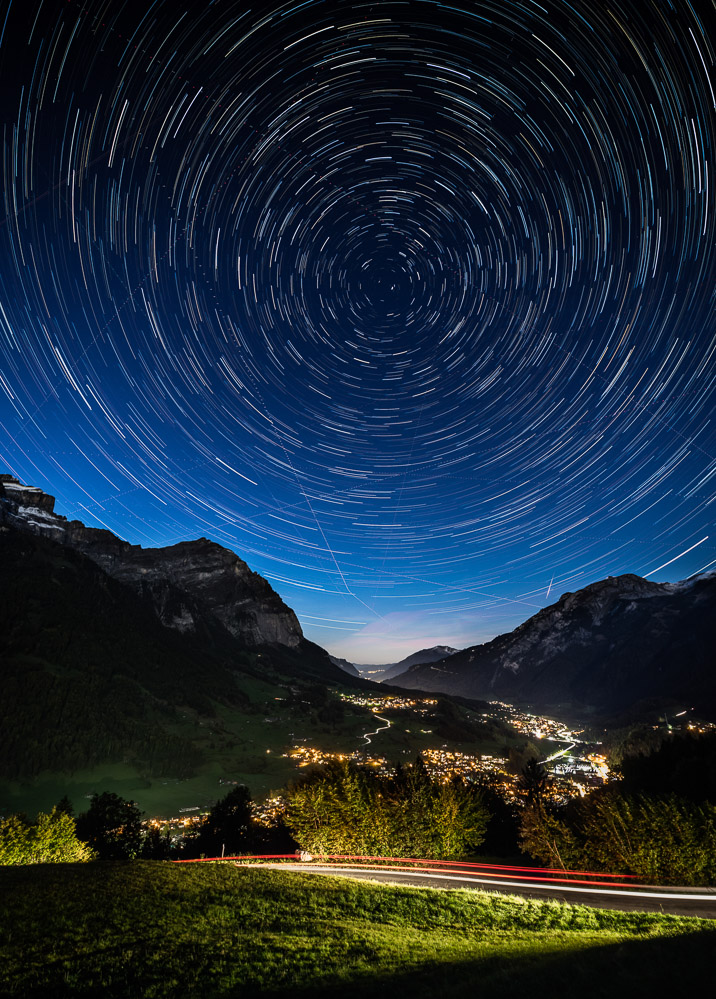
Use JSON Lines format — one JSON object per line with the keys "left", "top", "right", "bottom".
{"left": 283, "top": 761, "right": 377, "bottom": 856}
{"left": 186, "top": 786, "right": 253, "bottom": 858}
{"left": 0, "top": 814, "right": 29, "bottom": 865}
{"left": 75, "top": 792, "right": 143, "bottom": 859}
{"left": 0, "top": 808, "right": 94, "bottom": 864}
{"left": 577, "top": 792, "right": 716, "bottom": 885}
{"left": 429, "top": 778, "right": 489, "bottom": 859}
{"left": 284, "top": 758, "right": 489, "bottom": 859}
{"left": 473, "top": 777, "right": 520, "bottom": 856}
{"left": 519, "top": 787, "right": 716, "bottom": 885}
{"left": 141, "top": 826, "right": 174, "bottom": 859}
{"left": 518, "top": 803, "right": 580, "bottom": 871}
{"left": 519, "top": 758, "right": 548, "bottom": 808}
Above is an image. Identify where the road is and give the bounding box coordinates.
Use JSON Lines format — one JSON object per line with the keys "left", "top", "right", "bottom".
{"left": 260, "top": 861, "right": 716, "bottom": 919}
{"left": 360, "top": 712, "right": 391, "bottom": 746}
{"left": 538, "top": 741, "right": 576, "bottom": 764}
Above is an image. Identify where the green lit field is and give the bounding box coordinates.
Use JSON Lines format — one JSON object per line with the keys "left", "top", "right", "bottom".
{"left": 0, "top": 862, "right": 713, "bottom": 997}
{"left": 0, "top": 694, "right": 519, "bottom": 818}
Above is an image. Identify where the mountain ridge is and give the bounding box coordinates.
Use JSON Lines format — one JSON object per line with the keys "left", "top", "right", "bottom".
{"left": 392, "top": 572, "right": 716, "bottom": 719}
{"left": 0, "top": 473, "right": 363, "bottom": 784}
{"left": 0, "top": 474, "right": 304, "bottom": 650}
{"left": 358, "top": 645, "right": 460, "bottom": 682}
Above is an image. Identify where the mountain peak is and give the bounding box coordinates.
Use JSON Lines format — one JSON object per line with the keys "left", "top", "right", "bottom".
{"left": 358, "top": 644, "right": 460, "bottom": 682}
{"left": 0, "top": 475, "right": 57, "bottom": 518}
{"left": 393, "top": 570, "right": 716, "bottom": 718}
{"left": 1, "top": 473, "right": 302, "bottom": 648}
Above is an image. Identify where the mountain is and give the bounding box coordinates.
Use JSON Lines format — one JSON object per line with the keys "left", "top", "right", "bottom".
{"left": 0, "top": 475, "right": 302, "bottom": 648}
{"left": 329, "top": 655, "right": 361, "bottom": 677}
{"left": 359, "top": 646, "right": 460, "bottom": 682}
{"left": 392, "top": 574, "right": 716, "bottom": 719}
{"left": 0, "top": 475, "right": 357, "bottom": 783}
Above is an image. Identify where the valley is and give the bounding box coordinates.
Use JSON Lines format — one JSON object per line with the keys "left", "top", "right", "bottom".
{"left": 0, "top": 675, "right": 613, "bottom": 820}
{"left": 2, "top": 472, "right": 715, "bottom": 830}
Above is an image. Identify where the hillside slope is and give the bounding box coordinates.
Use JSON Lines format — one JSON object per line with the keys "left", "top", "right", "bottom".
{"left": 1, "top": 863, "right": 713, "bottom": 998}
{"left": 0, "top": 475, "right": 359, "bottom": 782}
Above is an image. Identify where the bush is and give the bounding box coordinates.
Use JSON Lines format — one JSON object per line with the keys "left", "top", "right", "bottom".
{"left": 284, "top": 758, "right": 489, "bottom": 859}
{"left": 0, "top": 808, "right": 95, "bottom": 864}
{"left": 520, "top": 790, "right": 716, "bottom": 885}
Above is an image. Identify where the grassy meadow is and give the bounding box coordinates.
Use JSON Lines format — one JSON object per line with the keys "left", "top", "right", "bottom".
{"left": 0, "top": 695, "right": 515, "bottom": 818}
{"left": 1, "top": 861, "right": 714, "bottom": 997}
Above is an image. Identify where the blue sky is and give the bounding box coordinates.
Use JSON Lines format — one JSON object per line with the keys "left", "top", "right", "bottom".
{"left": 0, "top": 0, "right": 714, "bottom": 663}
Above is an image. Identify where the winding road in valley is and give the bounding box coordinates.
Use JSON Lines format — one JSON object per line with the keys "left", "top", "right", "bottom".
{"left": 360, "top": 712, "right": 391, "bottom": 747}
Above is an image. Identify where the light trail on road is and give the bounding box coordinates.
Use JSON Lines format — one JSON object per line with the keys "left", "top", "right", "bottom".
{"left": 251, "top": 860, "right": 716, "bottom": 919}
{"left": 538, "top": 742, "right": 576, "bottom": 764}
{"left": 174, "top": 854, "right": 716, "bottom": 917}
{"left": 361, "top": 712, "right": 391, "bottom": 747}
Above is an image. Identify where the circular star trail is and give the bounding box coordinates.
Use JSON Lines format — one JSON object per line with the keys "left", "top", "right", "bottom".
{"left": 0, "top": 0, "right": 714, "bottom": 660}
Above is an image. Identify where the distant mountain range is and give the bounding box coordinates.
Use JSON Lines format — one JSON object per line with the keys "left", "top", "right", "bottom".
{"left": 0, "top": 475, "right": 359, "bottom": 781}
{"left": 357, "top": 646, "right": 460, "bottom": 683}
{"left": 392, "top": 573, "right": 716, "bottom": 720}
{"left": 329, "top": 655, "right": 361, "bottom": 677}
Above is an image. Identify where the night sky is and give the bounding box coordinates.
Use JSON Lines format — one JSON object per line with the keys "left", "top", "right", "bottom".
{"left": 0, "top": 0, "right": 714, "bottom": 663}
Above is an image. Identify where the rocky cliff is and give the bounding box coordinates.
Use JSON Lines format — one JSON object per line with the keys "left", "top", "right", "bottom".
{"left": 0, "top": 474, "right": 302, "bottom": 648}
{"left": 392, "top": 572, "right": 716, "bottom": 718}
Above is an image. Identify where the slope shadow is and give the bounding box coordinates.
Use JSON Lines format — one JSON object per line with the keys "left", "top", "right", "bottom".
{"left": 270, "top": 927, "right": 715, "bottom": 999}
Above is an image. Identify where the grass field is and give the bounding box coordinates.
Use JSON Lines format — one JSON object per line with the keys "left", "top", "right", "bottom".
{"left": 0, "top": 696, "right": 515, "bottom": 818}
{"left": 1, "top": 862, "right": 714, "bottom": 997}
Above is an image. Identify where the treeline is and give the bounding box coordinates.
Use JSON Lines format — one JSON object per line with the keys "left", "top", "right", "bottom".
{"left": 1, "top": 669, "right": 204, "bottom": 779}
{"left": 66, "top": 766, "right": 490, "bottom": 862}
{"left": 521, "top": 792, "right": 716, "bottom": 885}
{"left": 0, "top": 767, "right": 489, "bottom": 866}
{"left": 520, "top": 732, "right": 716, "bottom": 885}
{"left": 284, "top": 759, "right": 489, "bottom": 859}
{"left": 0, "top": 529, "right": 249, "bottom": 780}
{"left": 5, "top": 733, "right": 716, "bottom": 885}
{"left": 0, "top": 791, "right": 262, "bottom": 865}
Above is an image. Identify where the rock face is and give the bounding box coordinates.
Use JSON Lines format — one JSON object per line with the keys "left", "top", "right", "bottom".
{"left": 0, "top": 475, "right": 302, "bottom": 648}
{"left": 0, "top": 476, "right": 56, "bottom": 514}
{"left": 392, "top": 573, "right": 716, "bottom": 718}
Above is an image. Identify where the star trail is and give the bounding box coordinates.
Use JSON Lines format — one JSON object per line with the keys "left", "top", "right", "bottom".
{"left": 0, "top": 0, "right": 714, "bottom": 661}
